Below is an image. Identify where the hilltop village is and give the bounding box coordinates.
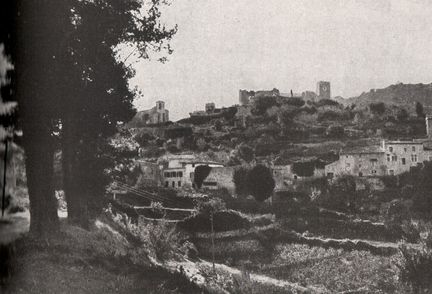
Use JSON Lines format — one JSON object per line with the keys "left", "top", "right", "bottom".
{"left": 123, "top": 80, "right": 432, "bottom": 200}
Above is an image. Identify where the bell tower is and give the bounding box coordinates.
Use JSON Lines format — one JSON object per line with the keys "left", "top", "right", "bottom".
{"left": 316, "top": 81, "right": 331, "bottom": 100}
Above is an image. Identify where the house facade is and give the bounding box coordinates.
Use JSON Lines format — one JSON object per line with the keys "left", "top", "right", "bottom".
{"left": 158, "top": 154, "right": 225, "bottom": 189}
{"left": 325, "top": 140, "right": 432, "bottom": 178}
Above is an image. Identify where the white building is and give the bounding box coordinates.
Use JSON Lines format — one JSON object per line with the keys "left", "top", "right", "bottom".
{"left": 159, "top": 154, "right": 224, "bottom": 189}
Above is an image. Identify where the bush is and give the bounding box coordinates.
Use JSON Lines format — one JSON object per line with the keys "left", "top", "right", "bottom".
{"left": 179, "top": 210, "right": 250, "bottom": 232}
{"left": 285, "top": 97, "right": 305, "bottom": 107}
{"left": 316, "top": 99, "right": 340, "bottom": 107}
{"left": 369, "top": 102, "right": 386, "bottom": 115}
{"left": 398, "top": 223, "right": 432, "bottom": 292}
{"left": 252, "top": 96, "right": 278, "bottom": 116}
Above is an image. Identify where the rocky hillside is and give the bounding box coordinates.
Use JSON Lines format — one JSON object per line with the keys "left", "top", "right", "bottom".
{"left": 343, "top": 83, "right": 432, "bottom": 113}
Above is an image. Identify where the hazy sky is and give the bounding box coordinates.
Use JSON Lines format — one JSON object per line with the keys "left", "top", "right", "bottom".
{"left": 130, "top": 0, "right": 432, "bottom": 120}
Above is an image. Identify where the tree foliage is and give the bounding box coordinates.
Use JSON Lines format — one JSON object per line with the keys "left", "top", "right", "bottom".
{"left": 369, "top": 102, "right": 386, "bottom": 115}
{"left": 8, "top": 0, "right": 177, "bottom": 234}
{"left": 246, "top": 165, "right": 275, "bottom": 202}
{"left": 416, "top": 102, "right": 425, "bottom": 118}
{"left": 194, "top": 165, "right": 212, "bottom": 189}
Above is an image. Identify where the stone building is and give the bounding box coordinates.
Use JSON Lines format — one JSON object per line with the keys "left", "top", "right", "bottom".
{"left": 158, "top": 154, "right": 224, "bottom": 189}
{"left": 130, "top": 100, "right": 169, "bottom": 127}
{"left": 201, "top": 166, "right": 235, "bottom": 193}
{"left": 316, "top": 81, "right": 331, "bottom": 100}
{"left": 239, "top": 88, "right": 280, "bottom": 105}
{"left": 325, "top": 140, "right": 432, "bottom": 178}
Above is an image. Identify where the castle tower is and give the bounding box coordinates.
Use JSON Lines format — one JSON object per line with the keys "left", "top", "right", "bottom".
{"left": 426, "top": 115, "right": 432, "bottom": 138}
{"left": 316, "top": 81, "right": 331, "bottom": 100}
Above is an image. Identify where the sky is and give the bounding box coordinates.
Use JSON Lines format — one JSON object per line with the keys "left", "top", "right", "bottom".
{"left": 130, "top": 0, "right": 432, "bottom": 120}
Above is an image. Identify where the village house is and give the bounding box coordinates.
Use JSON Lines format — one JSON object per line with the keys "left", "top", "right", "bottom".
{"left": 272, "top": 162, "right": 325, "bottom": 192}
{"left": 325, "top": 140, "right": 432, "bottom": 178}
{"left": 158, "top": 154, "right": 225, "bottom": 189}
{"left": 201, "top": 166, "right": 235, "bottom": 193}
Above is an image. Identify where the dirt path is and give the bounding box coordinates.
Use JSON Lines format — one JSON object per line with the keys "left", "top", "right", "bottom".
{"left": 0, "top": 211, "right": 30, "bottom": 245}
{"left": 166, "top": 259, "right": 328, "bottom": 293}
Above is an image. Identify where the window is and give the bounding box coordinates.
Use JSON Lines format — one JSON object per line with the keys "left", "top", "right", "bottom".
{"left": 165, "top": 181, "right": 169, "bottom": 187}
{"left": 402, "top": 158, "right": 406, "bottom": 165}
{"left": 411, "top": 154, "right": 418, "bottom": 162}
{"left": 386, "top": 154, "right": 390, "bottom": 162}
{"left": 190, "top": 172, "right": 194, "bottom": 179}
{"left": 370, "top": 158, "right": 377, "bottom": 165}
{"left": 327, "top": 173, "right": 334, "bottom": 179}
{"left": 164, "top": 172, "right": 169, "bottom": 178}
{"left": 172, "top": 181, "right": 175, "bottom": 188}
{"left": 389, "top": 170, "right": 394, "bottom": 175}
{"left": 294, "top": 175, "right": 298, "bottom": 180}
{"left": 404, "top": 148, "right": 407, "bottom": 152}
{"left": 177, "top": 171, "right": 183, "bottom": 177}
{"left": 412, "top": 146, "right": 416, "bottom": 152}
{"left": 371, "top": 170, "right": 377, "bottom": 174}
{"left": 178, "top": 181, "right": 181, "bottom": 187}
{"left": 192, "top": 164, "right": 195, "bottom": 167}
{"left": 392, "top": 155, "right": 397, "bottom": 162}
{"left": 389, "top": 146, "right": 393, "bottom": 152}
{"left": 359, "top": 172, "right": 363, "bottom": 177}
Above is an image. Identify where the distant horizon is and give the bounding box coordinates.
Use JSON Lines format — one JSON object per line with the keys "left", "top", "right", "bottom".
{"left": 129, "top": 0, "right": 432, "bottom": 120}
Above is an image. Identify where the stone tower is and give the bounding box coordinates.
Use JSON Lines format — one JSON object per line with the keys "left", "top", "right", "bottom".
{"left": 316, "top": 81, "right": 331, "bottom": 100}
{"left": 426, "top": 115, "right": 432, "bottom": 138}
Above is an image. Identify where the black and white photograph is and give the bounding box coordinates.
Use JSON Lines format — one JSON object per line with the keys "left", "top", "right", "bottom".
{"left": 2, "top": 0, "right": 432, "bottom": 293}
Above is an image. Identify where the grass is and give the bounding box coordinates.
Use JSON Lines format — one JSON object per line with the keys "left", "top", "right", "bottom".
{"left": 1, "top": 220, "right": 205, "bottom": 294}
{"left": 251, "top": 243, "right": 402, "bottom": 293}
{"left": 194, "top": 235, "right": 406, "bottom": 293}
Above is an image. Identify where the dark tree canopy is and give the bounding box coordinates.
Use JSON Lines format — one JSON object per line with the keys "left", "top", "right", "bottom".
{"left": 7, "top": 0, "right": 177, "bottom": 234}
{"left": 194, "top": 165, "right": 212, "bottom": 189}
{"left": 246, "top": 165, "right": 275, "bottom": 202}
{"left": 416, "top": 102, "right": 425, "bottom": 118}
{"left": 369, "top": 102, "right": 386, "bottom": 115}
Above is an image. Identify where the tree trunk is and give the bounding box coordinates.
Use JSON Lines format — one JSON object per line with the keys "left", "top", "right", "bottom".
{"left": 62, "top": 116, "right": 82, "bottom": 224}
{"left": 23, "top": 125, "right": 59, "bottom": 236}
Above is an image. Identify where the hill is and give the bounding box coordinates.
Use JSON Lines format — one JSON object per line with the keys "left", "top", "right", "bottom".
{"left": 343, "top": 83, "right": 432, "bottom": 113}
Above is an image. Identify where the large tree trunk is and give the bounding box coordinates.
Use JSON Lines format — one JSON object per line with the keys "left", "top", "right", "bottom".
{"left": 23, "top": 123, "right": 59, "bottom": 236}
{"left": 62, "top": 116, "right": 82, "bottom": 225}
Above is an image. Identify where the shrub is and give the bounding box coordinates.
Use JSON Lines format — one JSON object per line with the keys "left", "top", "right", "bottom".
{"left": 237, "top": 144, "right": 255, "bottom": 163}
{"left": 179, "top": 209, "right": 250, "bottom": 232}
{"left": 369, "top": 102, "right": 386, "bottom": 115}
{"left": 316, "top": 99, "right": 340, "bottom": 107}
{"left": 398, "top": 223, "right": 432, "bottom": 292}
{"left": 285, "top": 97, "right": 305, "bottom": 107}
{"left": 252, "top": 96, "right": 278, "bottom": 116}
